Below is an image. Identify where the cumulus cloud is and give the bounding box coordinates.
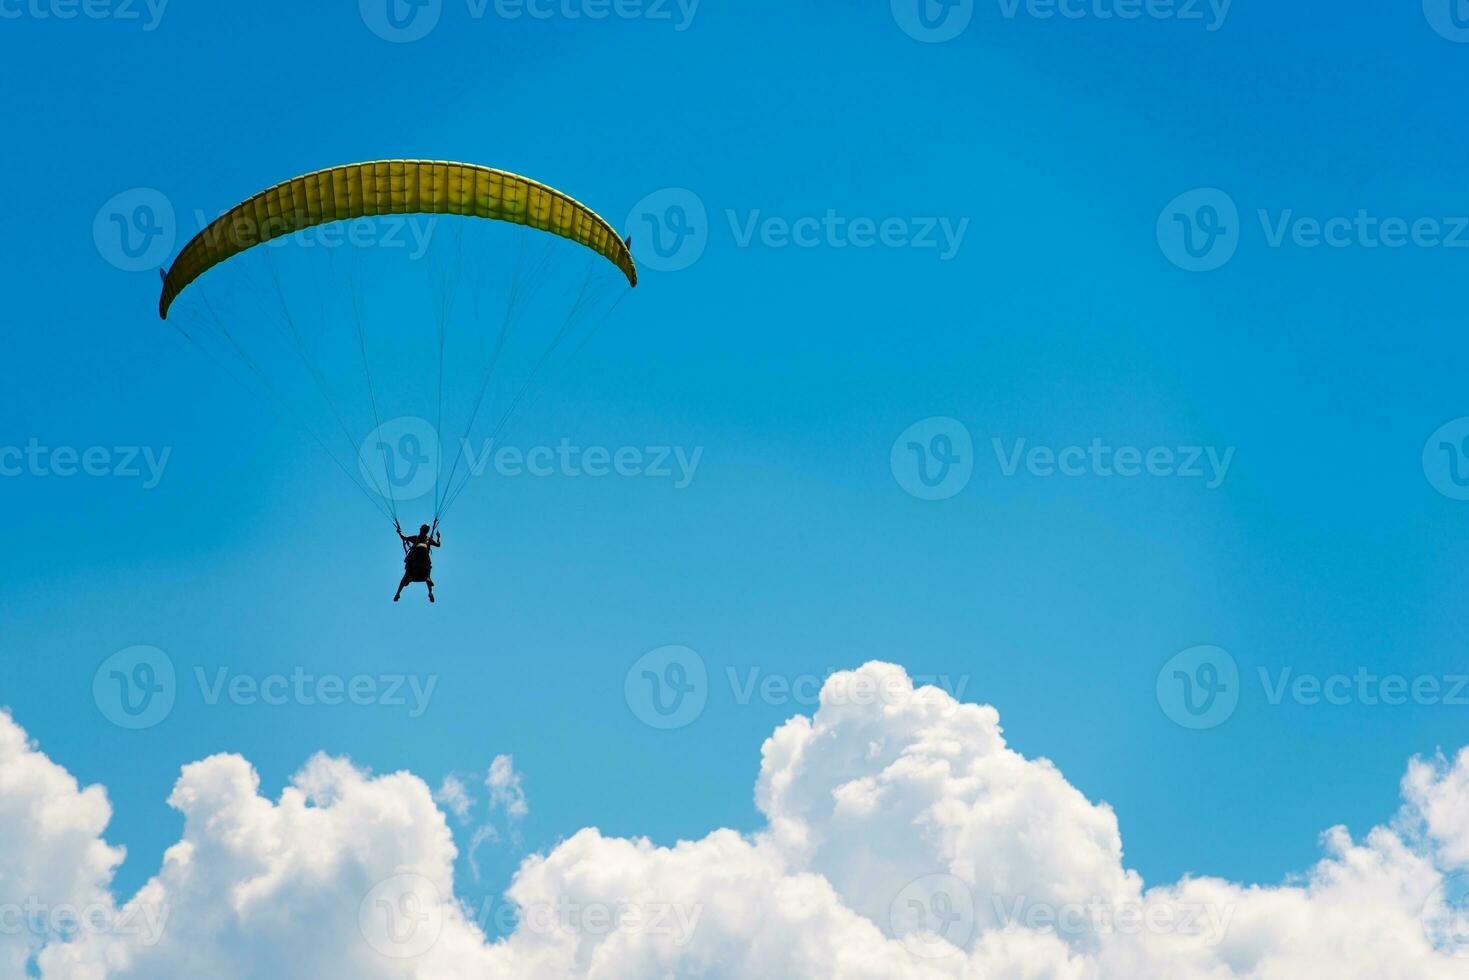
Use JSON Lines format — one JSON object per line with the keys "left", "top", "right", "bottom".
{"left": 6, "top": 664, "right": 1469, "bottom": 978}
{"left": 0, "top": 712, "right": 124, "bottom": 978}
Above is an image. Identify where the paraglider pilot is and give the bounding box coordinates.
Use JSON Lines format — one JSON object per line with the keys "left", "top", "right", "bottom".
{"left": 394, "top": 521, "right": 441, "bottom": 603}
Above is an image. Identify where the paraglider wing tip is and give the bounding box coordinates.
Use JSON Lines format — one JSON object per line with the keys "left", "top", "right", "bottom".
{"left": 622, "top": 236, "right": 639, "bottom": 288}
{"left": 158, "top": 267, "right": 172, "bottom": 319}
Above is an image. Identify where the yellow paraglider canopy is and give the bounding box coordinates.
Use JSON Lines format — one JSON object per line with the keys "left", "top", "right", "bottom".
{"left": 158, "top": 159, "right": 637, "bottom": 318}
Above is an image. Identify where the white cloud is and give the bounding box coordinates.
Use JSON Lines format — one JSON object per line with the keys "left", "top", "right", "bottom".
{"left": 433, "top": 756, "right": 531, "bottom": 884}
{"left": 6, "top": 663, "right": 1469, "bottom": 978}
{"left": 433, "top": 776, "right": 471, "bottom": 824}
{"left": 0, "top": 712, "right": 124, "bottom": 978}
{"left": 486, "top": 755, "right": 528, "bottom": 822}
{"left": 433, "top": 756, "right": 528, "bottom": 830}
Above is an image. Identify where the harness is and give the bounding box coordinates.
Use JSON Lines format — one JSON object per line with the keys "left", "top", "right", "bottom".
{"left": 398, "top": 520, "right": 438, "bottom": 579}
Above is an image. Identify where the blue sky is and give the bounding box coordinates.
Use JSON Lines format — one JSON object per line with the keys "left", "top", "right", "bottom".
{"left": 5, "top": 0, "right": 1469, "bottom": 948}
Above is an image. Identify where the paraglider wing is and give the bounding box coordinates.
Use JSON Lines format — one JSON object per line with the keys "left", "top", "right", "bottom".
{"left": 158, "top": 159, "right": 637, "bottom": 319}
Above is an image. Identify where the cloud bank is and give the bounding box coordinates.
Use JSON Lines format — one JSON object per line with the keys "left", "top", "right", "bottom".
{"left": 7, "top": 661, "right": 1468, "bottom": 978}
